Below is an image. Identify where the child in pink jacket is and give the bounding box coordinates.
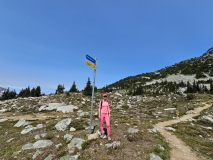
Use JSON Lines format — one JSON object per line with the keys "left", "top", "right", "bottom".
{"left": 99, "top": 93, "right": 111, "bottom": 141}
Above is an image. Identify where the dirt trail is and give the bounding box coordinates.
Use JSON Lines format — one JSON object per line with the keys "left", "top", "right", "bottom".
{"left": 155, "top": 103, "right": 211, "bottom": 160}
{"left": 0, "top": 113, "right": 55, "bottom": 121}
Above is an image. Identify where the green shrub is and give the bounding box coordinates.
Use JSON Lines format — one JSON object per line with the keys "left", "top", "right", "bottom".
{"left": 186, "top": 94, "right": 195, "bottom": 100}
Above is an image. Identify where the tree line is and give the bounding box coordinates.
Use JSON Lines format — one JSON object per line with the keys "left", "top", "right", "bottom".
{"left": 55, "top": 78, "right": 97, "bottom": 96}
{"left": 0, "top": 77, "right": 97, "bottom": 101}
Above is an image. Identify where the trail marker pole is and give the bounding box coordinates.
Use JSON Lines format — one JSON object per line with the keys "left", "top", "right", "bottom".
{"left": 85, "top": 55, "right": 97, "bottom": 134}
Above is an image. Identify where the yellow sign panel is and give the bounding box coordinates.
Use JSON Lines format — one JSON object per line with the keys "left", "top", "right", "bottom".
{"left": 85, "top": 60, "right": 96, "bottom": 69}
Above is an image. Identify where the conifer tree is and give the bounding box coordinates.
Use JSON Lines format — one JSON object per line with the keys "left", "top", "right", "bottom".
{"left": 35, "top": 86, "right": 41, "bottom": 97}
{"left": 69, "top": 81, "right": 78, "bottom": 92}
{"left": 30, "top": 88, "right": 36, "bottom": 97}
{"left": 56, "top": 84, "right": 65, "bottom": 94}
{"left": 83, "top": 78, "right": 92, "bottom": 96}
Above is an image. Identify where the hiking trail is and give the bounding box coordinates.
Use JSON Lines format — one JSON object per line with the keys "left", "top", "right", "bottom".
{"left": 155, "top": 103, "right": 211, "bottom": 160}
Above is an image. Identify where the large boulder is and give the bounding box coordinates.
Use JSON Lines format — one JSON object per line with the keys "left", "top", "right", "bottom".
{"left": 14, "top": 119, "right": 31, "bottom": 127}
{"left": 68, "top": 138, "right": 85, "bottom": 150}
{"left": 57, "top": 105, "right": 79, "bottom": 113}
{"left": 39, "top": 103, "right": 64, "bottom": 111}
{"left": 55, "top": 118, "right": 72, "bottom": 131}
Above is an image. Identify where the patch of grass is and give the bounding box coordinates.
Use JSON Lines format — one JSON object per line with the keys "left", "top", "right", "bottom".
{"left": 57, "top": 149, "right": 67, "bottom": 158}
{"left": 69, "top": 120, "right": 85, "bottom": 131}
{"left": 81, "top": 140, "right": 90, "bottom": 150}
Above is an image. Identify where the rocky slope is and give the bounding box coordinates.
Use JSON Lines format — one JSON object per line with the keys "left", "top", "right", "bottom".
{"left": 0, "top": 92, "right": 213, "bottom": 159}
{"left": 106, "top": 47, "right": 213, "bottom": 95}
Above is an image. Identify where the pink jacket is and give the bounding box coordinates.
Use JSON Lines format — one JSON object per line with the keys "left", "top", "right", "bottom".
{"left": 98, "top": 100, "right": 110, "bottom": 114}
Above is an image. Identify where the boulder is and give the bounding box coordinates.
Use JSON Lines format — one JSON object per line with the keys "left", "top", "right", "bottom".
{"left": 33, "top": 150, "right": 44, "bottom": 159}
{"left": 88, "top": 133, "right": 99, "bottom": 140}
{"left": 202, "top": 116, "right": 213, "bottom": 123}
{"left": 105, "top": 141, "right": 121, "bottom": 149}
{"left": 0, "top": 109, "right": 8, "bottom": 113}
{"left": 150, "top": 153, "right": 163, "bottom": 160}
{"left": 128, "top": 128, "right": 139, "bottom": 134}
{"left": 22, "top": 143, "right": 34, "bottom": 150}
{"left": 64, "top": 134, "right": 73, "bottom": 143}
{"left": 0, "top": 118, "right": 8, "bottom": 122}
{"left": 164, "top": 108, "right": 176, "bottom": 111}
{"left": 68, "top": 138, "right": 85, "bottom": 150}
{"left": 70, "top": 127, "right": 76, "bottom": 132}
{"left": 55, "top": 118, "right": 72, "bottom": 131}
{"left": 164, "top": 127, "right": 176, "bottom": 132}
{"left": 14, "top": 119, "right": 31, "bottom": 127}
{"left": 44, "top": 154, "right": 54, "bottom": 160}
{"left": 39, "top": 103, "right": 64, "bottom": 111}
{"left": 60, "top": 155, "right": 79, "bottom": 160}
{"left": 56, "top": 105, "right": 79, "bottom": 113}
{"left": 79, "top": 112, "right": 89, "bottom": 117}
{"left": 33, "top": 140, "right": 53, "bottom": 149}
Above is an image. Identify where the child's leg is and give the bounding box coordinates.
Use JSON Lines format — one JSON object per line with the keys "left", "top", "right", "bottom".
{"left": 105, "top": 114, "right": 110, "bottom": 136}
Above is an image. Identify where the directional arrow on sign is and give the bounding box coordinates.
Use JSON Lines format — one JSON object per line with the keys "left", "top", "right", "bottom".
{"left": 85, "top": 60, "right": 96, "bottom": 69}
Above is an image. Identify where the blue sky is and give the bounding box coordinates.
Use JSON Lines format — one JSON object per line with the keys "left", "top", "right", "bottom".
{"left": 0, "top": 1, "right": 213, "bottom": 94}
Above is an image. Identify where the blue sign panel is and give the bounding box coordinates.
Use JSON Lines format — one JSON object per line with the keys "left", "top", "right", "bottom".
{"left": 86, "top": 55, "right": 96, "bottom": 64}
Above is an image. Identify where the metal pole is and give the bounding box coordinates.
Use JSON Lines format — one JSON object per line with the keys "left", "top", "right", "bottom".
{"left": 89, "top": 58, "right": 97, "bottom": 134}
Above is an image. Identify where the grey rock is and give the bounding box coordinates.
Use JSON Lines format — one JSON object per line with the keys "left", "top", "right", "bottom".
{"left": 150, "top": 153, "right": 163, "bottom": 160}
{"left": 35, "top": 135, "right": 41, "bottom": 140}
{"left": 14, "top": 119, "right": 31, "bottom": 127}
{"left": 64, "top": 134, "right": 73, "bottom": 143}
{"left": 148, "top": 127, "right": 157, "bottom": 133}
{"left": 0, "top": 118, "right": 8, "bottom": 122}
{"left": 164, "top": 108, "right": 176, "bottom": 111}
{"left": 44, "top": 154, "right": 54, "bottom": 160}
{"left": 39, "top": 103, "right": 64, "bottom": 111}
{"left": 55, "top": 143, "right": 63, "bottom": 150}
{"left": 164, "top": 127, "right": 176, "bottom": 132}
{"left": 41, "top": 133, "right": 47, "bottom": 138}
{"left": 68, "top": 138, "right": 85, "bottom": 150}
{"left": 21, "top": 124, "right": 43, "bottom": 134}
{"left": 33, "top": 140, "right": 53, "bottom": 149}
{"left": 33, "top": 150, "right": 44, "bottom": 159}
{"left": 88, "top": 133, "right": 99, "bottom": 140}
{"left": 0, "top": 109, "right": 8, "bottom": 113}
{"left": 202, "top": 116, "right": 213, "bottom": 123}
{"left": 79, "top": 112, "right": 89, "bottom": 117}
{"left": 105, "top": 141, "right": 121, "bottom": 149}
{"left": 55, "top": 118, "right": 72, "bottom": 131}
{"left": 22, "top": 143, "right": 34, "bottom": 150}
{"left": 128, "top": 128, "right": 139, "bottom": 134}
{"left": 60, "top": 155, "right": 79, "bottom": 160}
{"left": 57, "top": 105, "right": 79, "bottom": 113}
{"left": 6, "top": 138, "right": 15, "bottom": 143}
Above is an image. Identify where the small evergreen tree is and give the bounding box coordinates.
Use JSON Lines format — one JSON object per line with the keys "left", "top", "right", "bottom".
{"left": 35, "top": 86, "right": 41, "bottom": 97}
{"left": 56, "top": 84, "right": 65, "bottom": 94}
{"left": 1, "top": 88, "right": 16, "bottom": 100}
{"left": 30, "top": 88, "right": 36, "bottom": 97}
{"left": 83, "top": 78, "right": 92, "bottom": 96}
{"left": 69, "top": 81, "right": 78, "bottom": 92}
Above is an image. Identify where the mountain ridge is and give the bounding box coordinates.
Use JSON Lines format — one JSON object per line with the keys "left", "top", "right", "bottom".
{"left": 104, "top": 47, "right": 213, "bottom": 95}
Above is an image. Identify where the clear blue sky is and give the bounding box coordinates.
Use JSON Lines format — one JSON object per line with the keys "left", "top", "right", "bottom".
{"left": 0, "top": 1, "right": 213, "bottom": 94}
